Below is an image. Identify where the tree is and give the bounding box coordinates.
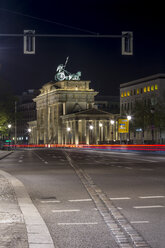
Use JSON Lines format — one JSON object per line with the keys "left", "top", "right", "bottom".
{"left": 132, "top": 100, "right": 165, "bottom": 143}
{"left": 0, "top": 77, "right": 18, "bottom": 138}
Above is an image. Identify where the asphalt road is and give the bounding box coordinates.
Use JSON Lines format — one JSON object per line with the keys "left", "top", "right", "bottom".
{"left": 0, "top": 148, "right": 165, "bottom": 248}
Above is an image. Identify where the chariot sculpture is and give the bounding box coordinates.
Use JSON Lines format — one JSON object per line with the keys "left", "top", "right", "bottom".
{"left": 55, "top": 57, "right": 81, "bottom": 81}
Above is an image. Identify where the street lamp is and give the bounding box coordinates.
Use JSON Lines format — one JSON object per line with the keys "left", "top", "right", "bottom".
{"left": 110, "top": 120, "right": 114, "bottom": 142}
{"left": 8, "top": 124, "right": 12, "bottom": 150}
{"left": 67, "top": 127, "right": 71, "bottom": 144}
{"left": 150, "top": 108, "right": 155, "bottom": 144}
{"left": 89, "top": 125, "right": 93, "bottom": 130}
{"left": 28, "top": 128, "right": 31, "bottom": 145}
{"left": 127, "top": 115, "right": 132, "bottom": 143}
{"left": 89, "top": 125, "right": 93, "bottom": 144}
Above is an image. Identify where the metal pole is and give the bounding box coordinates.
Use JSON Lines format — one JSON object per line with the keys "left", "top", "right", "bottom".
{"left": 15, "top": 101, "right": 17, "bottom": 147}
{"left": 0, "top": 33, "right": 123, "bottom": 38}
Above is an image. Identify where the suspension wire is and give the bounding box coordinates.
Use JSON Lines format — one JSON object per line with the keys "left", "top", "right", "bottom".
{"left": 0, "top": 8, "right": 98, "bottom": 35}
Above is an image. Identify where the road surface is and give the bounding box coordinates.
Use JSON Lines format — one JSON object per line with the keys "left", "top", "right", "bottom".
{"left": 0, "top": 148, "right": 165, "bottom": 248}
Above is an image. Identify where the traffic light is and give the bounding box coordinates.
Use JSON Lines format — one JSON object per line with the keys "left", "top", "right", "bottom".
{"left": 122, "top": 31, "right": 133, "bottom": 55}
{"left": 23, "top": 30, "right": 35, "bottom": 54}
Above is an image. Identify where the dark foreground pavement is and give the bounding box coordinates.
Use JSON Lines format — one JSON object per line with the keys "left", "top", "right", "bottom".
{"left": 0, "top": 150, "right": 55, "bottom": 248}
{"left": 0, "top": 148, "right": 165, "bottom": 248}
{"left": 0, "top": 151, "right": 28, "bottom": 248}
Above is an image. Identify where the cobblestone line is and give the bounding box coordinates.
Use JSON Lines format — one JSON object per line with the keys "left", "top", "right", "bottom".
{"left": 64, "top": 151, "right": 151, "bottom": 248}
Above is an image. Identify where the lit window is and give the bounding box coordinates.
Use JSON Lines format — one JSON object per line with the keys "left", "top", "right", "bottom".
{"left": 144, "top": 87, "right": 146, "bottom": 93}
{"left": 151, "top": 85, "right": 154, "bottom": 91}
{"left": 147, "top": 86, "right": 150, "bottom": 92}
{"left": 155, "top": 84, "right": 158, "bottom": 90}
{"left": 124, "top": 91, "right": 126, "bottom": 97}
{"left": 137, "top": 88, "right": 139, "bottom": 94}
{"left": 127, "top": 91, "right": 130, "bottom": 96}
{"left": 121, "top": 92, "right": 124, "bottom": 97}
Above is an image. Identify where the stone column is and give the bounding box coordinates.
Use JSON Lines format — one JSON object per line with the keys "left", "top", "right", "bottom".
{"left": 94, "top": 120, "right": 97, "bottom": 144}
{"left": 96, "top": 120, "right": 99, "bottom": 144}
{"left": 75, "top": 120, "right": 79, "bottom": 145}
{"left": 71, "top": 121, "right": 73, "bottom": 144}
{"left": 52, "top": 105, "right": 55, "bottom": 143}
{"left": 63, "top": 102, "right": 66, "bottom": 115}
{"left": 58, "top": 103, "right": 63, "bottom": 144}
{"left": 86, "top": 120, "right": 89, "bottom": 145}
{"left": 82, "top": 120, "right": 86, "bottom": 144}
{"left": 107, "top": 120, "right": 110, "bottom": 141}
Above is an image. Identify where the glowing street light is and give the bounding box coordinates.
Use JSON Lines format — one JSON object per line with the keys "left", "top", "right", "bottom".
{"left": 8, "top": 124, "right": 12, "bottom": 129}
{"left": 110, "top": 120, "right": 114, "bottom": 125}
{"left": 8, "top": 124, "right": 12, "bottom": 149}
{"left": 110, "top": 120, "right": 115, "bottom": 142}
{"left": 127, "top": 115, "right": 132, "bottom": 143}
{"left": 67, "top": 127, "right": 71, "bottom": 144}
{"left": 89, "top": 125, "right": 93, "bottom": 130}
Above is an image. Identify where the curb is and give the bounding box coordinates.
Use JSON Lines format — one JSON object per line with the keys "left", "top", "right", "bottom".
{"left": 0, "top": 151, "right": 13, "bottom": 160}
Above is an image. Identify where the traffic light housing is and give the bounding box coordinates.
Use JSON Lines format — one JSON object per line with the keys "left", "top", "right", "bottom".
{"left": 122, "top": 31, "right": 133, "bottom": 55}
{"left": 23, "top": 30, "right": 35, "bottom": 54}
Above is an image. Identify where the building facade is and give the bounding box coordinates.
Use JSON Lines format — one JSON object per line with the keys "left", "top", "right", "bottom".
{"left": 29, "top": 80, "right": 117, "bottom": 145}
{"left": 120, "top": 74, "right": 165, "bottom": 143}
{"left": 16, "top": 89, "right": 39, "bottom": 144}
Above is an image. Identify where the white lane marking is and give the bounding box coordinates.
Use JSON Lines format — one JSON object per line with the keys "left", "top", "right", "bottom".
{"left": 130, "top": 221, "right": 149, "bottom": 224}
{"left": 125, "top": 167, "right": 133, "bottom": 169}
{"left": 84, "top": 150, "right": 158, "bottom": 162}
{"left": 137, "top": 158, "right": 157, "bottom": 163}
{"left": 139, "top": 195, "right": 165, "bottom": 199}
{"left": 58, "top": 222, "right": 98, "bottom": 225}
{"left": 44, "top": 161, "right": 48, "bottom": 164}
{"left": 19, "top": 160, "right": 23, "bottom": 162}
{"left": 68, "top": 199, "right": 92, "bottom": 202}
{"left": 52, "top": 209, "right": 80, "bottom": 213}
{"left": 140, "top": 168, "right": 153, "bottom": 171}
{"left": 110, "top": 197, "right": 130, "bottom": 200}
{"left": 40, "top": 200, "right": 60, "bottom": 203}
{"left": 133, "top": 205, "right": 164, "bottom": 209}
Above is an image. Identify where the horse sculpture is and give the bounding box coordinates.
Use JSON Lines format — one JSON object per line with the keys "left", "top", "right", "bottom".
{"left": 55, "top": 57, "right": 81, "bottom": 81}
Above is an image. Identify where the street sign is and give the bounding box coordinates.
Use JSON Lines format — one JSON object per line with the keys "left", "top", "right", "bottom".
{"left": 118, "top": 119, "right": 129, "bottom": 133}
{"left": 5, "top": 140, "right": 11, "bottom": 143}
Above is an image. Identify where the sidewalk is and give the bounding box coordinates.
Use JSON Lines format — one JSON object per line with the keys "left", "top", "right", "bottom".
{"left": 0, "top": 151, "right": 29, "bottom": 248}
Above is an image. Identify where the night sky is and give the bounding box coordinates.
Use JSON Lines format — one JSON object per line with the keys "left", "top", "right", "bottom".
{"left": 0, "top": 0, "right": 165, "bottom": 96}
